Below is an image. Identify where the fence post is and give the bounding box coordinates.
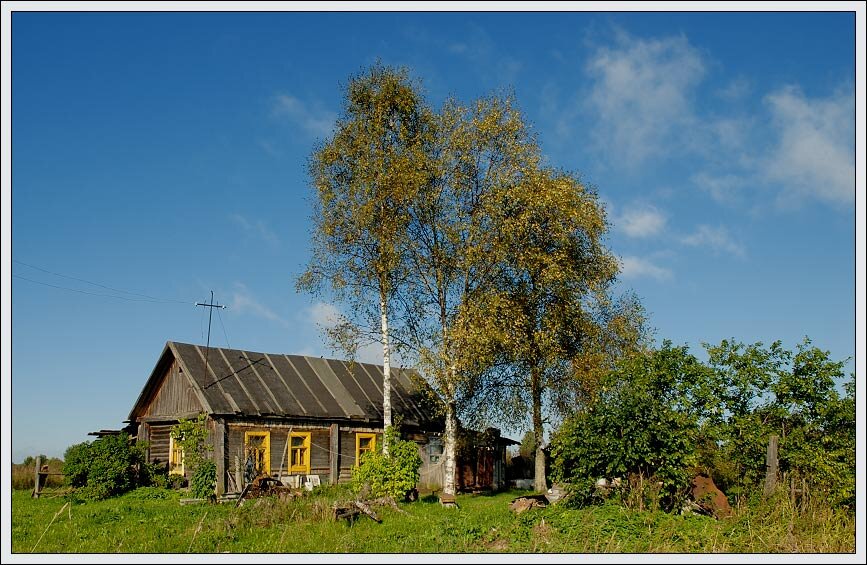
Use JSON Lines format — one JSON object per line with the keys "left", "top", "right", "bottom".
{"left": 764, "top": 434, "right": 779, "bottom": 496}
{"left": 32, "top": 456, "right": 43, "bottom": 498}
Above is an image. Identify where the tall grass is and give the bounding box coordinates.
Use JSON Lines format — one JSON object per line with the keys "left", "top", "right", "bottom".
{"left": 11, "top": 486, "right": 854, "bottom": 554}
{"left": 11, "top": 459, "right": 65, "bottom": 491}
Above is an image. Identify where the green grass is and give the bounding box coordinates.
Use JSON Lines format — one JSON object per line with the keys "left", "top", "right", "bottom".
{"left": 11, "top": 487, "right": 855, "bottom": 554}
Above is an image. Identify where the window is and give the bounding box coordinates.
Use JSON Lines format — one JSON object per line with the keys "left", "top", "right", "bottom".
{"left": 289, "top": 432, "right": 311, "bottom": 474}
{"left": 169, "top": 436, "right": 184, "bottom": 475}
{"left": 427, "top": 437, "right": 443, "bottom": 463}
{"left": 244, "top": 431, "right": 271, "bottom": 477}
{"left": 356, "top": 433, "right": 377, "bottom": 466}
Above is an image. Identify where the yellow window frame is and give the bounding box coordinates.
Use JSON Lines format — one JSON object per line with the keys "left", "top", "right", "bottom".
{"left": 168, "top": 435, "right": 184, "bottom": 476}
{"left": 356, "top": 433, "right": 377, "bottom": 466}
{"left": 244, "top": 431, "right": 271, "bottom": 476}
{"left": 288, "top": 431, "right": 311, "bottom": 474}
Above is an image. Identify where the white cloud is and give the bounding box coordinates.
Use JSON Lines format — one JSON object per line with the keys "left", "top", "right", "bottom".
{"left": 271, "top": 94, "right": 336, "bottom": 138}
{"left": 229, "top": 283, "right": 288, "bottom": 326}
{"left": 619, "top": 256, "right": 672, "bottom": 281}
{"left": 616, "top": 204, "right": 667, "bottom": 238}
{"left": 303, "top": 302, "right": 392, "bottom": 365}
{"left": 763, "top": 86, "right": 854, "bottom": 206}
{"left": 585, "top": 31, "right": 705, "bottom": 167}
{"left": 229, "top": 213, "right": 279, "bottom": 246}
{"left": 681, "top": 225, "right": 745, "bottom": 257}
{"left": 308, "top": 301, "right": 342, "bottom": 329}
{"left": 717, "top": 76, "right": 751, "bottom": 100}
{"left": 691, "top": 172, "right": 749, "bottom": 205}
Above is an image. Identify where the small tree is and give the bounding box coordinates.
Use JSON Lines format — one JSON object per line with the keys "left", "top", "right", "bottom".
{"left": 170, "top": 413, "right": 215, "bottom": 498}
{"left": 549, "top": 343, "right": 707, "bottom": 511}
{"left": 350, "top": 426, "right": 421, "bottom": 500}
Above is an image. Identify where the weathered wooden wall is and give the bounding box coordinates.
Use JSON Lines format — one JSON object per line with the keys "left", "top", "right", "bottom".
{"left": 147, "top": 424, "right": 172, "bottom": 465}
{"left": 142, "top": 359, "right": 204, "bottom": 418}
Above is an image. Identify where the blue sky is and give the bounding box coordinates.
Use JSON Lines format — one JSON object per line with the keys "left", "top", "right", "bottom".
{"left": 5, "top": 9, "right": 860, "bottom": 461}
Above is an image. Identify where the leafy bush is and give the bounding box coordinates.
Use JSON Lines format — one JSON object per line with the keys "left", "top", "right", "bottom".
{"left": 169, "top": 413, "right": 214, "bottom": 496}
{"left": 63, "top": 442, "right": 92, "bottom": 488}
{"left": 62, "top": 433, "right": 149, "bottom": 500}
{"left": 190, "top": 461, "right": 217, "bottom": 499}
{"left": 551, "top": 336, "right": 855, "bottom": 513}
{"left": 351, "top": 426, "right": 421, "bottom": 500}
{"left": 550, "top": 343, "right": 703, "bottom": 511}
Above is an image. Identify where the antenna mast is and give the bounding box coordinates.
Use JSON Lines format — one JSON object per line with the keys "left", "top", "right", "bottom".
{"left": 196, "top": 290, "right": 227, "bottom": 380}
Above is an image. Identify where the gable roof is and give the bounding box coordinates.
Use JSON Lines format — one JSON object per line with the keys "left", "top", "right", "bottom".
{"left": 128, "top": 341, "right": 442, "bottom": 429}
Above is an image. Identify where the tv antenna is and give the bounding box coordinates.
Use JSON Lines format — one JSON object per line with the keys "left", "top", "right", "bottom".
{"left": 196, "top": 290, "right": 227, "bottom": 380}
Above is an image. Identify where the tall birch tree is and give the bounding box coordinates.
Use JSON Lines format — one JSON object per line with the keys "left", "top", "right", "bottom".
{"left": 298, "top": 64, "right": 432, "bottom": 453}
{"left": 454, "top": 168, "right": 646, "bottom": 492}
{"left": 404, "top": 95, "right": 540, "bottom": 497}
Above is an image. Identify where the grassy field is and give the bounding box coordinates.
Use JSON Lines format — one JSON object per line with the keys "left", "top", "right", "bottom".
{"left": 10, "top": 486, "right": 855, "bottom": 554}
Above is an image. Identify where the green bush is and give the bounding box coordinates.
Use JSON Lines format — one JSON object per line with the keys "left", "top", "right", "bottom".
{"left": 351, "top": 426, "right": 421, "bottom": 500}
{"left": 550, "top": 344, "right": 705, "bottom": 511}
{"left": 62, "top": 433, "right": 148, "bottom": 500}
{"left": 190, "top": 461, "right": 216, "bottom": 499}
{"left": 63, "top": 442, "right": 92, "bottom": 488}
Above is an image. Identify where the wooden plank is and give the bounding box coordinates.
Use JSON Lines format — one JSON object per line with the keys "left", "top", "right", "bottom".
{"left": 214, "top": 417, "right": 227, "bottom": 495}
{"left": 330, "top": 424, "right": 339, "bottom": 485}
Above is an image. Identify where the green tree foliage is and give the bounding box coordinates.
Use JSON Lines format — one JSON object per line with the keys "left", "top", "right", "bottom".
{"left": 550, "top": 343, "right": 705, "bottom": 510}
{"left": 455, "top": 166, "right": 647, "bottom": 492}
{"left": 403, "top": 94, "right": 541, "bottom": 496}
{"left": 62, "top": 433, "right": 150, "bottom": 500}
{"left": 170, "top": 413, "right": 214, "bottom": 498}
{"left": 298, "top": 64, "right": 434, "bottom": 453}
{"left": 704, "top": 337, "right": 854, "bottom": 507}
{"left": 549, "top": 337, "right": 854, "bottom": 512}
{"left": 350, "top": 426, "right": 421, "bottom": 500}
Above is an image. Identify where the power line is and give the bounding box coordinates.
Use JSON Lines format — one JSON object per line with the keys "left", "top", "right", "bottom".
{"left": 13, "top": 274, "right": 190, "bottom": 304}
{"left": 13, "top": 260, "right": 190, "bottom": 304}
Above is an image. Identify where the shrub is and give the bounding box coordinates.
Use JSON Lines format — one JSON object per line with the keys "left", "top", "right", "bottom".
{"left": 62, "top": 433, "right": 148, "bottom": 500}
{"left": 351, "top": 426, "right": 421, "bottom": 500}
{"left": 170, "top": 413, "right": 213, "bottom": 495}
{"left": 190, "top": 460, "right": 217, "bottom": 499}
{"left": 550, "top": 344, "right": 703, "bottom": 511}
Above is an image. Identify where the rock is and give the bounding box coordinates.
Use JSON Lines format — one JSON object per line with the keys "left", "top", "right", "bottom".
{"left": 690, "top": 474, "right": 733, "bottom": 519}
{"left": 545, "top": 483, "right": 567, "bottom": 504}
{"left": 509, "top": 494, "right": 548, "bottom": 514}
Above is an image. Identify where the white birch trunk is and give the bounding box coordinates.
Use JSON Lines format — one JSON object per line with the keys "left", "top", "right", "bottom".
{"left": 442, "top": 399, "right": 458, "bottom": 497}
{"left": 380, "top": 292, "right": 392, "bottom": 455}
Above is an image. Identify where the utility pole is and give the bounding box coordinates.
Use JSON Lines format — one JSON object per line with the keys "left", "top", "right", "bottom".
{"left": 196, "top": 290, "right": 227, "bottom": 380}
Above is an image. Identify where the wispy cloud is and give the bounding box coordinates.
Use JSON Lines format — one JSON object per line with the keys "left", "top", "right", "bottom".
{"left": 619, "top": 255, "right": 672, "bottom": 281}
{"left": 229, "top": 283, "right": 288, "bottom": 327}
{"left": 763, "top": 86, "right": 854, "bottom": 206}
{"left": 691, "top": 172, "right": 749, "bottom": 205}
{"left": 271, "top": 94, "right": 336, "bottom": 138}
{"left": 308, "top": 301, "right": 342, "bottom": 329}
{"left": 302, "top": 302, "right": 390, "bottom": 365}
{"left": 585, "top": 30, "right": 705, "bottom": 167}
{"left": 229, "top": 213, "right": 279, "bottom": 246}
{"left": 681, "top": 225, "right": 745, "bottom": 257}
{"left": 717, "top": 76, "right": 751, "bottom": 100}
{"left": 616, "top": 204, "right": 667, "bottom": 238}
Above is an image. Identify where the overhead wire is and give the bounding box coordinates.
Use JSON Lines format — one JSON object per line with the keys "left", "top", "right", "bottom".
{"left": 217, "top": 305, "right": 232, "bottom": 349}
{"left": 13, "top": 260, "right": 191, "bottom": 304}
{"left": 13, "top": 274, "right": 189, "bottom": 304}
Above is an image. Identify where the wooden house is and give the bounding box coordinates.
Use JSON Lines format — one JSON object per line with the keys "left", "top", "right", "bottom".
{"left": 127, "top": 341, "right": 449, "bottom": 494}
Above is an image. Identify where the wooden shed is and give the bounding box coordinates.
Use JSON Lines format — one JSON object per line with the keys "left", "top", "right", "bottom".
{"left": 126, "top": 341, "right": 446, "bottom": 494}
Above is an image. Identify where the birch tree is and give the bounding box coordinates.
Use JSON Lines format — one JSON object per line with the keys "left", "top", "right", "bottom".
{"left": 404, "top": 95, "right": 540, "bottom": 497}
{"left": 297, "top": 64, "right": 432, "bottom": 453}
{"left": 454, "top": 168, "right": 646, "bottom": 492}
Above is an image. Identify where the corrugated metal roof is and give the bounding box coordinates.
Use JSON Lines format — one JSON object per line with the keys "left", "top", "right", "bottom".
{"left": 129, "top": 341, "right": 441, "bottom": 429}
